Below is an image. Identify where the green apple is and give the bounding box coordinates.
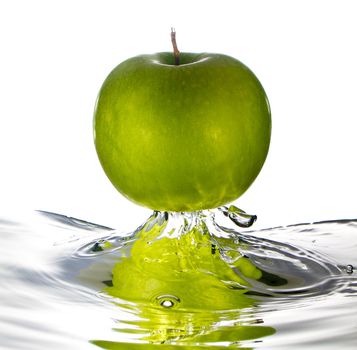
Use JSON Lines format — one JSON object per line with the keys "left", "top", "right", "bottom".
{"left": 94, "top": 52, "right": 271, "bottom": 211}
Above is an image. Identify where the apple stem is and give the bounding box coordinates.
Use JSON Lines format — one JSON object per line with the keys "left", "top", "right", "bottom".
{"left": 171, "top": 28, "right": 180, "bottom": 65}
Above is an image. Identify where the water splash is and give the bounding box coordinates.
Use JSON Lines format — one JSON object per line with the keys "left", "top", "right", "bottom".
{"left": 219, "top": 205, "right": 257, "bottom": 228}
{"left": 1, "top": 209, "right": 357, "bottom": 349}
{"left": 346, "top": 264, "right": 354, "bottom": 274}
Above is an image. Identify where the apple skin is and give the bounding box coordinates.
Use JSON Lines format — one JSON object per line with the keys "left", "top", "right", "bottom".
{"left": 94, "top": 52, "right": 271, "bottom": 212}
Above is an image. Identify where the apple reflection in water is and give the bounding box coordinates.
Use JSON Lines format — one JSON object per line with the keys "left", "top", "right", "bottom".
{"left": 91, "top": 215, "right": 275, "bottom": 349}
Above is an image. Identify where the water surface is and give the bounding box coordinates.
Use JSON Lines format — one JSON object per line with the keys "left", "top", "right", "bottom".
{"left": 0, "top": 209, "right": 356, "bottom": 349}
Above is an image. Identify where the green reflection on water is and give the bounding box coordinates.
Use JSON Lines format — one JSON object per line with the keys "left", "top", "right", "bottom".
{"left": 92, "top": 214, "right": 275, "bottom": 348}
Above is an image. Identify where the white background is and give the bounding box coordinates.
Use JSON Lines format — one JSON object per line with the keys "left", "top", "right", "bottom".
{"left": 0, "top": 0, "right": 356, "bottom": 231}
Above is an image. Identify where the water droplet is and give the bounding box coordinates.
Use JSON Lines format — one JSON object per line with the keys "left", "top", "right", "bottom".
{"left": 346, "top": 264, "right": 354, "bottom": 274}
{"left": 90, "top": 239, "right": 112, "bottom": 252}
{"left": 221, "top": 249, "right": 241, "bottom": 263}
{"left": 219, "top": 205, "right": 257, "bottom": 228}
{"left": 91, "top": 242, "right": 103, "bottom": 252}
{"left": 211, "top": 244, "right": 217, "bottom": 254}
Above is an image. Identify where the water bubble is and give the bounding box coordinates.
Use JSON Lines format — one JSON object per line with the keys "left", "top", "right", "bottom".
{"left": 156, "top": 294, "right": 180, "bottom": 308}
{"left": 346, "top": 264, "right": 354, "bottom": 274}
{"left": 161, "top": 300, "right": 174, "bottom": 308}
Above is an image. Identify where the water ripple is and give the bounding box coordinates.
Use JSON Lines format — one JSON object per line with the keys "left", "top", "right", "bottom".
{"left": 0, "top": 210, "right": 357, "bottom": 349}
